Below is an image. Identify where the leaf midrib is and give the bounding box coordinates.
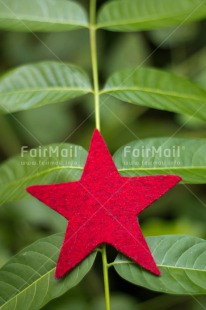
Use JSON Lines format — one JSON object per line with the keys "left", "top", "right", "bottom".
{"left": 101, "top": 87, "right": 206, "bottom": 102}
{"left": 0, "top": 15, "right": 88, "bottom": 27}
{"left": 0, "top": 165, "right": 83, "bottom": 187}
{"left": 114, "top": 260, "right": 206, "bottom": 273}
{"left": 0, "top": 87, "right": 93, "bottom": 96}
{"left": 117, "top": 166, "right": 206, "bottom": 172}
{"left": 97, "top": 8, "right": 204, "bottom": 29}
{"left": 1, "top": 165, "right": 205, "bottom": 188}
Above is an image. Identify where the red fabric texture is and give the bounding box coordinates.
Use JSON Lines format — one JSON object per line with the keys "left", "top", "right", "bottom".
{"left": 27, "top": 129, "right": 181, "bottom": 278}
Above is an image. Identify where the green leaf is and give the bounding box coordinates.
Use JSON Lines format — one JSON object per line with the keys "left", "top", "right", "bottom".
{"left": 102, "top": 68, "right": 206, "bottom": 120}
{"left": 113, "top": 137, "right": 206, "bottom": 184}
{"left": 0, "top": 233, "right": 97, "bottom": 309}
{"left": 0, "top": 0, "right": 88, "bottom": 32}
{"left": 114, "top": 235, "right": 206, "bottom": 295}
{"left": 97, "top": 0, "right": 206, "bottom": 32}
{"left": 0, "top": 143, "right": 86, "bottom": 204}
{"left": 0, "top": 62, "right": 92, "bottom": 114}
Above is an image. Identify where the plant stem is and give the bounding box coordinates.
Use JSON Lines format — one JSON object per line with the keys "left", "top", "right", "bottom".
{"left": 90, "top": 2, "right": 110, "bottom": 309}
{"left": 101, "top": 244, "right": 111, "bottom": 310}
{"left": 89, "top": 0, "right": 101, "bottom": 131}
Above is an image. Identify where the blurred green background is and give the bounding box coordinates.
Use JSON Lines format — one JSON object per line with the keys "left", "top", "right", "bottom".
{"left": 0, "top": 0, "right": 206, "bottom": 309}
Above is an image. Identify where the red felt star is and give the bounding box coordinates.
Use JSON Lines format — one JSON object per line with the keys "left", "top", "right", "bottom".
{"left": 27, "top": 130, "right": 181, "bottom": 278}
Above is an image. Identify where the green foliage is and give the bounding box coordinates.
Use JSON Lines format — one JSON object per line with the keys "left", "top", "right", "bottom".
{"left": 103, "top": 68, "right": 206, "bottom": 120}
{"left": 97, "top": 0, "right": 206, "bottom": 31}
{"left": 0, "top": 143, "right": 86, "bottom": 203}
{"left": 0, "top": 62, "right": 92, "bottom": 114}
{"left": 0, "top": 233, "right": 97, "bottom": 309}
{"left": 114, "top": 235, "right": 206, "bottom": 294}
{"left": 113, "top": 138, "right": 206, "bottom": 183}
{"left": 0, "top": 0, "right": 88, "bottom": 32}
